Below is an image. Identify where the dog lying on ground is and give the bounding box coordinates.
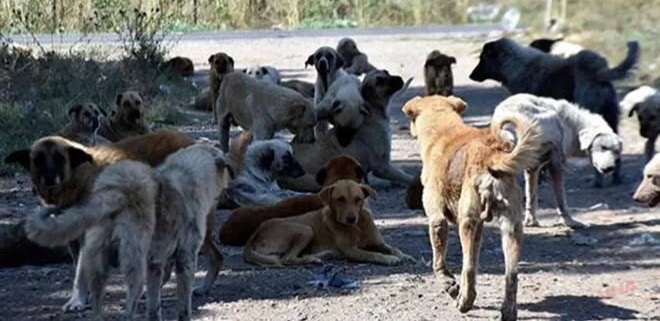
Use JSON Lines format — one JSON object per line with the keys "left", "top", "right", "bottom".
{"left": 424, "top": 50, "right": 456, "bottom": 96}
{"left": 216, "top": 72, "right": 317, "bottom": 152}
{"left": 280, "top": 79, "right": 315, "bottom": 98}
{"left": 633, "top": 153, "right": 660, "bottom": 206}
{"left": 243, "top": 65, "right": 281, "bottom": 84}
{"left": 191, "top": 87, "right": 212, "bottom": 111}
{"left": 493, "top": 94, "right": 622, "bottom": 228}
{"left": 208, "top": 52, "right": 235, "bottom": 123}
{"left": 58, "top": 103, "right": 110, "bottom": 146}
{"left": 24, "top": 144, "right": 232, "bottom": 321}
{"left": 161, "top": 56, "right": 195, "bottom": 77}
{"left": 306, "top": 46, "right": 347, "bottom": 106}
{"left": 529, "top": 37, "right": 584, "bottom": 58}
{"left": 402, "top": 95, "right": 541, "bottom": 321}
{"left": 97, "top": 91, "right": 150, "bottom": 142}
{"left": 280, "top": 69, "right": 413, "bottom": 192}
{"left": 336, "top": 37, "right": 376, "bottom": 76}
{"left": 219, "top": 155, "right": 364, "bottom": 246}
{"left": 244, "top": 179, "right": 413, "bottom": 266}
{"left": 622, "top": 86, "right": 660, "bottom": 161}
{"left": 315, "top": 73, "right": 368, "bottom": 143}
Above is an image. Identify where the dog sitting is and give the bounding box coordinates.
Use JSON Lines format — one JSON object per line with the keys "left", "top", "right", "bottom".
{"left": 244, "top": 179, "right": 413, "bottom": 266}
{"left": 402, "top": 95, "right": 541, "bottom": 321}
{"left": 58, "top": 103, "right": 110, "bottom": 146}
{"left": 336, "top": 37, "right": 376, "bottom": 76}
{"left": 24, "top": 144, "right": 232, "bottom": 321}
{"left": 160, "top": 56, "right": 195, "bottom": 77}
{"left": 305, "top": 46, "right": 347, "bottom": 106}
{"left": 208, "top": 52, "right": 235, "bottom": 123}
{"left": 493, "top": 94, "right": 622, "bottom": 228}
{"left": 219, "top": 155, "right": 364, "bottom": 246}
{"left": 97, "top": 91, "right": 150, "bottom": 142}
{"left": 216, "top": 71, "right": 317, "bottom": 152}
{"left": 633, "top": 153, "right": 660, "bottom": 206}
{"left": 280, "top": 79, "right": 315, "bottom": 98}
{"left": 243, "top": 65, "right": 281, "bottom": 84}
{"left": 623, "top": 86, "right": 660, "bottom": 161}
{"left": 424, "top": 50, "right": 456, "bottom": 96}
{"left": 315, "top": 73, "right": 368, "bottom": 143}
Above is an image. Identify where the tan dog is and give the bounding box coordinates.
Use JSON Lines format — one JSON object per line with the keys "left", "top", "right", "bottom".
{"left": 402, "top": 95, "right": 541, "bottom": 321}
{"left": 58, "top": 103, "right": 110, "bottom": 146}
{"left": 208, "top": 52, "right": 235, "bottom": 123}
{"left": 280, "top": 79, "right": 315, "bottom": 98}
{"left": 424, "top": 50, "right": 456, "bottom": 96}
{"left": 97, "top": 91, "right": 150, "bottom": 142}
{"left": 633, "top": 153, "right": 660, "bottom": 206}
{"left": 336, "top": 37, "right": 376, "bottom": 76}
{"left": 161, "top": 56, "right": 195, "bottom": 77}
{"left": 244, "top": 179, "right": 412, "bottom": 266}
{"left": 219, "top": 155, "right": 365, "bottom": 246}
{"left": 216, "top": 72, "right": 316, "bottom": 152}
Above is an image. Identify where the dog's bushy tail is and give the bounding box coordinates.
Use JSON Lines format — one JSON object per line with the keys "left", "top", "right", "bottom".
{"left": 228, "top": 131, "right": 253, "bottom": 175}
{"left": 600, "top": 41, "right": 640, "bottom": 82}
{"left": 487, "top": 116, "right": 542, "bottom": 175}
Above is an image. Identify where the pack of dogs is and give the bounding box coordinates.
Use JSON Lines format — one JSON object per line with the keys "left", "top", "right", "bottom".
{"left": 3, "top": 35, "right": 657, "bottom": 321}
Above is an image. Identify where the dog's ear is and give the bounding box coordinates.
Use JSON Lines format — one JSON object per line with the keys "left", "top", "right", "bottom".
{"left": 402, "top": 96, "right": 423, "bottom": 118}
{"left": 319, "top": 184, "right": 335, "bottom": 204}
{"left": 447, "top": 96, "right": 467, "bottom": 114}
{"left": 4, "top": 149, "right": 31, "bottom": 171}
{"left": 241, "top": 68, "right": 247, "bottom": 74}
{"left": 449, "top": 56, "right": 457, "bottom": 64}
{"left": 315, "top": 167, "right": 328, "bottom": 186}
{"left": 208, "top": 54, "right": 214, "bottom": 64}
{"left": 628, "top": 104, "right": 638, "bottom": 117}
{"left": 227, "top": 56, "right": 234, "bottom": 66}
{"left": 67, "top": 147, "right": 93, "bottom": 168}
{"left": 68, "top": 104, "right": 83, "bottom": 118}
{"left": 115, "top": 93, "right": 123, "bottom": 107}
{"left": 260, "top": 67, "right": 268, "bottom": 75}
{"left": 387, "top": 76, "right": 405, "bottom": 94}
{"left": 578, "top": 129, "right": 598, "bottom": 151}
{"left": 304, "top": 54, "right": 315, "bottom": 68}
{"left": 359, "top": 184, "right": 377, "bottom": 199}
{"left": 258, "top": 148, "right": 275, "bottom": 170}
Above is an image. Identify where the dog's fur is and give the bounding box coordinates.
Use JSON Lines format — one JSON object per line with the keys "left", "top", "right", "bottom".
{"left": 336, "top": 37, "right": 376, "bottom": 76}
{"left": 624, "top": 86, "right": 660, "bottom": 161}
{"left": 97, "top": 91, "right": 150, "bottom": 142}
{"left": 191, "top": 87, "right": 212, "bottom": 111}
{"left": 633, "top": 153, "right": 660, "bottom": 206}
{"left": 424, "top": 50, "right": 456, "bottom": 96}
{"left": 315, "top": 73, "right": 368, "bottom": 144}
{"left": 305, "top": 46, "right": 347, "bottom": 107}
{"left": 493, "top": 94, "right": 622, "bottom": 228}
{"left": 58, "top": 103, "right": 110, "bottom": 146}
{"left": 216, "top": 72, "right": 317, "bottom": 152}
{"left": 219, "top": 155, "right": 364, "bottom": 246}
{"left": 24, "top": 144, "right": 232, "bottom": 321}
{"left": 208, "top": 52, "right": 235, "bottom": 123}
{"left": 161, "top": 56, "right": 195, "bottom": 77}
{"left": 529, "top": 38, "right": 584, "bottom": 58}
{"left": 405, "top": 174, "right": 424, "bottom": 210}
{"left": 243, "top": 65, "right": 281, "bottom": 84}
{"left": 244, "top": 179, "right": 413, "bottom": 266}
{"left": 280, "top": 69, "right": 413, "bottom": 192}
{"left": 280, "top": 79, "right": 315, "bottom": 98}
{"left": 402, "top": 95, "right": 542, "bottom": 321}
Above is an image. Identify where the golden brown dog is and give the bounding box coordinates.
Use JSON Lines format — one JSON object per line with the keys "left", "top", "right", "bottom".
{"left": 219, "top": 155, "right": 364, "bottom": 246}
{"left": 244, "top": 179, "right": 413, "bottom": 267}
{"left": 402, "top": 95, "right": 541, "bottom": 321}
{"left": 208, "top": 52, "right": 235, "bottom": 123}
{"left": 58, "top": 103, "right": 110, "bottom": 146}
{"left": 97, "top": 91, "right": 150, "bottom": 142}
{"left": 633, "top": 153, "right": 660, "bottom": 206}
{"left": 161, "top": 56, "right": 195, "bottom": 77}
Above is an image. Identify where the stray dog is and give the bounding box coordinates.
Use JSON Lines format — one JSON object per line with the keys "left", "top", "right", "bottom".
{"left": 633, "top": 153, "right": 660, "bottom": 206}
{"left": 97, "top": 91, "right": 150, "bottom": 142}
{"left": 244, "top": 179, "right": 413, "bottom": 266}
{"left": 208, "top": 52, "right": 235, "bottom": 123}
{"left": 305, "top": 46, "right": 347, "bottom": 106}
{"left": 315, "top": 73, "right": 368, "bottom": 143}
{"left": 216, "top": 71, "right": 317, "bottom": 152}
{"left": 243, "top": 65, "right": 281, "bottom": 84}
{"left": 280, "top": 69, "right": 413, "bottom": 192}
{"left": 424, "top": 50, "right": 456, "bottom": 96}
{"left": 336, "top": 37, "right": 376, "bottom": 76}
{"left": 529, "top": 37, "right": 584, "bottom": 58}
{"left": 219, "top": 155, "right": 364, "bottom": 246}
{"left": 493, "top": 94, "right": 622, "bottom": 228}
{"left": 24, "top": 144, "right": 232, "bottom": 321}
{"left": 191, "top": 87, "right": 211, "bottom": 111}
{"left": 161, "top": 56, "right": 195, "bottom": 77}
{"left": 280, "top": 79, "right": 315, "bottom": 98}
{"left": 623, "top": 86, "right": 660, "bottom": 161}
{"left": 58, "top": 103, "right": 110, "bottom": 146}
{"left": 220, "top": 132, "right": 305, "bottom": 207}
{"left": 402, "top": 95, "right": 541, "bottom": 321}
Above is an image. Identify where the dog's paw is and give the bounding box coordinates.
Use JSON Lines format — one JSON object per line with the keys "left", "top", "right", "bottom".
{"left": 455, "top": 287, "right": 477, "bottom": 313}
{"left": 523, "top": 214, "right": 540, "bottom": 227}
{"left": 439, "top": 277, "right": 460, "bottom": 299}
{"left": 62, "top": 294, "right": 88, "bottom": 312}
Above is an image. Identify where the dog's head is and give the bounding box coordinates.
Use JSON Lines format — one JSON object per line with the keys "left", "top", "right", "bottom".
{"left": 633, "top": 154, "right": 660, "bottom": 207}
{"left": 361, "top": 69, "right": 404, "bottom": 107}
{"left": 402, "top": 95, "right": 467, "bottom": 137}
{"left": 162, "top": 56, "right": 194, "bottom": 77}
{"left": 67, "top": 103, "right": 106, "bottom": 133}
{"left": 115, "top": 91, "right": 149, "bottom": 133}
{"left": 306, "top": 47, "right": 344, "bottom": 88}
{"left": 243, "top": 65, "right": 276, "bottom": 82}
{"left": 4, "top": 136, "right": 94, "bottom": 203}
{"left": 579, "top": 129, "right": 622, "bottom": 174}
{"left": 336, "top": 37, "right": 360, "bottom": 60}
{"left": 628, "top": 98, "right": 660, "bottom": 139}
{"left": 470, "top": 38, "right": 516, "bottom": 82}
{"left": 320, "top": 179, "right": 376, "bottom": 225}
{"left": 208, "top": 52, "right": 235, "bottom": 77}
{"left": 315, "top": 155, "right": 364, "bottom": 186}
{"left": 250, "top": 139, "right": 305, "bottom": 179}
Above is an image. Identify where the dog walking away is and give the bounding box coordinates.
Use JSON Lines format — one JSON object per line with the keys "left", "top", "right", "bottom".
{"left": 97, "top": 91, "right": 151, "bottom": 142}
{"left": 58, "top": 103, "right": 110, "bottom": 146}
{"left": 403, "top": 95, "right": 541, "bottom": 321}
{"left": 633, "top": 153, "right": 660, "bottom": 206}
{"left": 244, "top": 179, "right": 413, "bottom": 267}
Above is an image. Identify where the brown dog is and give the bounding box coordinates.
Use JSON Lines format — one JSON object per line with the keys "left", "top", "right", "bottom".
{"left": 58, "top": 103, "right": 110, "bottom": 146}
{"left": 208, "top": 52, "right": 235, "bottom": 123}
{"left": 161, "top": 56, "right": 195, "bottom": 77}
{"left": 244, "top": 179, "right": 413, "bottom": 266}
{"left": 424, "top": 50, "right": 456, "bottom": 96}
{"left": 97, "top": 91, "right": 150, "bottom": 142}
{"left": 402, "top": 95, "right": 541, "bottom": 321}
{"left": 633, "top": 153, "right": 660, "bottom": 206}
{"left": 336, "top": 37, "right": 376, "bottom": 76}
{"left": 219, "top": 155, "right": 364, "bottom": 246}
{"left": 280, "top": 79, "right": 315, "bottom": 98}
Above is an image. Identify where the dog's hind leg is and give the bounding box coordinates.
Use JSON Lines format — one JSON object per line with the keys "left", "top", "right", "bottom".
{"left": 425, "top": 197, "right": 457, "bottom": 298}
{"left": 455, "top": 195, "right": 483, "bottom": 314}
{"left": 373, "top": 163, "right": 413, "bottom": 186}
{"left": 194, "top": 210, "right": 224, "bottom": 296}
{"left": 281, "top": 226, "right": 319, "bottom": 265}
{"left": 146, "top": 262, "right": 165, "bottom": 321}
{"left": 120, "top": 232, "right": 150, "bottom": 320}
{"left": 549, "top": 160, "right": 589, "bottom": 229}
{"left": 175, "top": 248, "right": 199, "bottom": 321}
{"left": 82, "top": 227, "right": 113, "bottom": 319}
{"left": 523, "top": 168, "right": 541, "bottom": 227}
{"left": 499, "top": 207, "right": 523, "bottom": 321}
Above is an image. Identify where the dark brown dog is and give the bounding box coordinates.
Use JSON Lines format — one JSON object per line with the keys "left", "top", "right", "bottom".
{"left": 208, "top": 52, "right": 235, "bottom": 123}
{"left": 58, "top": 103, "right": 110, "bottom": 146}
{"left": 424, "top": 50, "right": 456, "bottom": 96}
{"left": 280, "top": 79, "right": 315, "bottom": 98}
{"left": 219, "top": 155, "right": 364, "bottom": 246}
{"left": 336, "top": 37, "right": 376, "bottom": 76}
{"left": 97, "top": 91, "right": 150, "bottom": 142}
{"left": 161, "top": 56, "right": 195, "bottom": 77}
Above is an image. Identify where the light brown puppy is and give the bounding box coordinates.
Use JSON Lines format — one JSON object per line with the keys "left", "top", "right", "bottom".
{"left": 336, "top": 37, "right": 376, "bottom": 76}
{"left": 633, "top": 153, "right": 660, "bottom": 206}
{"left": 97, "top": 91, "right": 150, "bottom": 142}
{"left": 402, "top": 95, "right": 541, "bottom": 321}
{"left": 161, "top": 56, "right": 195, "bottom": 77}
{"left": 219, "top": 155, "right": 365, "bottom": 246}
{"left": 208, "top": 52, "right": 235, "bottom": 123}
{"left": 244, "top": 179, "right": 413, "bottom": 266}
{"left": 58, "top": 103, "right": 110, "bottom": 146}
{"left": 424, "top": 50, "right": 456, "bottom": 96}
{"left": 280, "top": 79, "right": 315, "bottom": 98}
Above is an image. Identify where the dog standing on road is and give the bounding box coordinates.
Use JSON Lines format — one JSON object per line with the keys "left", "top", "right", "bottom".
{"left": 424, "top": 50, "right": 456, "bottom": 96}
{"left": 58, "top": 103, "right": 110, "bottom": 146}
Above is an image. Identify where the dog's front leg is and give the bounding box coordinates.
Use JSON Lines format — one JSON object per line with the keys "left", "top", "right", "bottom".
{"left": 62, "top": 251, "right": 90, "bottom": 312}
{"left": 549, "top": 160, "right": 588, "bottom": 229}
{"left": 194, "top": 209, "right": 224, "bottom": 296}
{"left": 499, "top": 209, "right": 523, "bottom": 321}
{"left": 217, "top": 114, "right": 232, "bottom": 152}
{"left": 456, "top": 215, "right": 483, "bottom": 314}
{"left": 523, "top": 168, "right": 540, "bottom": 227}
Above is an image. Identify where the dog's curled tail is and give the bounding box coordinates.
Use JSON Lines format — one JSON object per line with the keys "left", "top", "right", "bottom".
{"left": 488, "top": 116, "right": 542, "bottom": 175}
{"left": 600, "top": 41, "right": 640, "bottom": 82}
{"left": 228, "top": 131, "right": 253, "bottom": 175}
{"left": 243, "top": 233, "right": 283, "bottom": 267}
